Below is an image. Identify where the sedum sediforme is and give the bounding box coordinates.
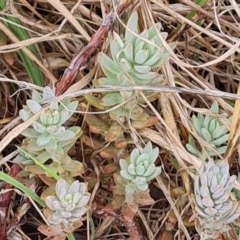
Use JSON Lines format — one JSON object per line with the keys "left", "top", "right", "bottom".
{"left": 113, "top": 142, "right": 160, "bottom": 219}
{"left": 114, "top": 174, "right": 154, "bottom": 212}
{"left": 86, "top": 11, "right": 175, "bottom": 122}
{"left": 186, "top": 101, "right": 230, "bottom": 161}
{"left": 119, "top": 142, "right": 161, "bottom": 191}
{"left": 19, "top": 87, "right": 82, "bottom": 164}
{"left": 193, "top": 159, "right": 240, "bottom": 239}
{"left": 45, "top": 179, "right": 90, "bottom": 225}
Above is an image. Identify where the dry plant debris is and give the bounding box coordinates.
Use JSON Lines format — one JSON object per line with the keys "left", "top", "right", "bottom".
{"left": 1, "top": 0, "right": 240, "bottom": 240}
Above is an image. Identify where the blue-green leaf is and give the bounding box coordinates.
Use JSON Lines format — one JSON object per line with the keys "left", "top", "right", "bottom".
{"left": 100, "top": 93, "right": 124, "bottom": 106}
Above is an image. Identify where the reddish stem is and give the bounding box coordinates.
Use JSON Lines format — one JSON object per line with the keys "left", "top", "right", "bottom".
{"left": 55, "top": 0, "right": 131, "bottom": 96}
{"left": 119, "top": 216, "right": 145, "bottom": 240}
{"left": 95, "top": 201, "right": 145, "bottom": 239}
{"left": 0, "top": 164, "right": 22, "bottom": 240}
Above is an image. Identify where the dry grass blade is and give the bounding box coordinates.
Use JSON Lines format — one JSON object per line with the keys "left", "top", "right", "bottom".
{"left": 47, "top": 0, "right": 90, "bottom": 41}
{"left": 156, "top": 176, "right": 191, "bottom": 240}
{"left": 225, "top": 86, "right": 240, "bottom": 163}
{"left": 0, "top": 21, "right": 56, "bottom": 84}
{"left": 0, "top": 107, "right": 47, "bottom": 153}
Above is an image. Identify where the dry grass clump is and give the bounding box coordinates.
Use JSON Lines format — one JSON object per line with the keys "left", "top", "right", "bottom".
{"left": 1, "top": 0, "right": 240, "bottom": 239}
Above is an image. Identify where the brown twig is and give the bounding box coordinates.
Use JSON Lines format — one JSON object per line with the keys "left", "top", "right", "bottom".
{"left": 119, "top": 216, "right": 145, "bottom": 240}
{"left": 95, "top": 202, "right": 145, "bottom": 239}
{"left": 0, "top": 164, "right": 21, "bottom": 240}
{"left": 55, "top": 0, "right": 131, "bottom": 96}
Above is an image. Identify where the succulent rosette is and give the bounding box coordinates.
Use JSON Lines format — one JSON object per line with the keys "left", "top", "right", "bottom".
{"left": 86, "top": 11, "right": 175, "bottom": 122}
{"left": 193, "top": 159, "right": 240, "bottom": 239}
{"left": 19, "top": 87, "right": 82, "bottom": 163}
{"left": 186, "top": 101, "right": 230, "bottom": 161}
{"left": 45, "top": 179, "right": 90, "bottom": 225}
{"left": 119, "top": 142, "right": 161, "bottom": 191}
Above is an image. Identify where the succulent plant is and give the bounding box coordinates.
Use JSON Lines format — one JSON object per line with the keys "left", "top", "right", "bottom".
{"left": 45, "top": 179, "right": 90, "bottom": 225}
{"left": 13, "top": 151, "right": 35, "bottom": 166}
{"left": 86, "top": 11, "right": 175, "bottom": 123}
{"left": 119, "top": 142, "right": 161, "bottom": 191}
{"left": 186, "top": 101, "right": 230, "bottom": 161}
{"left": 193, "top": 159, "right": 240, "bottom": 239}
{"left": 19, "top": 87, "right": 82, "bottom": 163}
{"left": 234, "top": 173, "right": 240, "bottom": 200}
{"left": 114, "top": 174, "right": 154, "bottom": 206}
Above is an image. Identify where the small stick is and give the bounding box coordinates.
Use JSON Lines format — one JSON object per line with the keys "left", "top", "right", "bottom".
{"left": 119, "top": 216, "right": 145, "bottom": 240}
{"left": 55, "top": 0, "right": 131, "bottom": 96}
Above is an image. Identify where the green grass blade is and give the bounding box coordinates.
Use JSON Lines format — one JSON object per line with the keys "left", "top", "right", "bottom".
{"left": 67, "top": 233, "right": 76, "bottom": 240}
{"left": 0, "top": 171, "right": 46, "bottom": 207}
{"left": 17, "top": 147, "right": 60, "bottom": 181}
{"left": 0, "top": 0, "right": 45, "bottom": 86}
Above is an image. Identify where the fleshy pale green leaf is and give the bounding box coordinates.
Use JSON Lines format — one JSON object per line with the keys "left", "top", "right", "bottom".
{"left": 109, "top": 107, "right": 125, "bottom": 120}
{"left": 136, "top": 182, "right": 148, "bottom": 191}
{"left": 98, "top": 77, "right": 121, "bottom": 86}
{"left": 143, "top": 141, "right": 152, "bottom": 154}
{"left": 32, "top": 90, "right": 43, "bottom": 103}
{"left": 192, "top": 115, "right": 202, "bottom": 136}
{"left": 210, "top": 134, "right": 229, "bottom": 146}
{"left": 26, "top": 100, "right": 42, "bottom": 114}
{"left": 130, "top": 148, "right": 140, "bottom": 165}
{"left": 110, "top": 38, "right": 121, "bottom": 62}
{"left": 19, "top": 109, "right": 33, "bottom": 121}
{"left": 188, "top": 135, "right": 197, "bottom": 148}
{"left": 212, "top": 125, "right": 228, "bottom": 139}
{"left": 203, "top": 115, "right": 211, "bottom": 130}
{"left": 119, "top": 58, "right": 132, "bottom": 71}
{"left": 211, "top": 101, "right": 219, "bottom": 113}
{"left": 125, "top": 11, "right": 138, "bottom": 43}
{"left": 135, "top": 71, "right": 157, "bottom": 80}
{"left": 37, "top": 133, "right": 51, "bottom": 146}
{"left": 99, "top": 52, "right": 122, "bottom": 75}
{"left": 147, "top": 39, "right": 157, "bottom": 56}
{"left": 33, "top": 122, "right": 46, "bottom": 133}
{"left": 117, "top": 73, "right": 132, "bottom": 85}
{"left": 46, "top": 125, "right": 57, "bottom": 134}
{"left": 148, "top": 147, "right": 159, "bottom": 164}
{"left": 134, "top": 41, "right": 144, "bottom": 56}
{"left": 120, "top": 159, "right": 129, "bottom": 171}
{"left": 50, "top": 100, "right": 58, "bottom": 111}
{"left": 147, "top": 22, "right": 162, "bottom": 39}
{"left": 123, "top": 43, "right": 133, "bottom": 62}
{"left": 201, "top": 128, "right": 212, "bottom": 142}
{"left": 135, "top": 165, "right": 145, "bottom": 175}
{"left": 134, "top": 50, "right": 149, "bottom": 64}
{"left": 128, "top": 163, "right": 136, "bottom": 175}
{"left": 186, "top": 144, "right": 202, "bottom": 158}
{"left": 208, "top": 119, "right": 216, "bottom": 134}
{"left": 136, "top": 153, "right": 149, "bottom": 165}
{"left": 197, "top": 113, "right": 204, "bottom": 126}
{"left": 145, "top": 167, "right": 161, "bottom": 181}
{"left": 54, "top": 130, "right": 75, "bottom": 141}
{"left": 135, "top": 30, "right": 148, "bottom": 46}
{"left": 21, "top": 128, "right": 40, "bottom": 138}
{"left": 42, "top": 86, "right": 54, "bottom": 101}
{"left": 120, "top": 170, "right": 135, "bottom": 181}
{"left": 134, "top": 64, "right": 151, "bottom": 73}
{"left": 100, "top": 93, "right": 124, "bottom": 107}
{"left": 66, "top": 101, "right": 79, "bottom": 118}
{"left": 143, "top": 50, "right": 162, "bottom": 66}
{"left": 113, "top": 31, "right": 124, "bottom": 48}
{"left": 151, "top": 52, "right": 171, "bottom": 68}
{"left": 143, "top": 164, "right": 156, "bottom": 177}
